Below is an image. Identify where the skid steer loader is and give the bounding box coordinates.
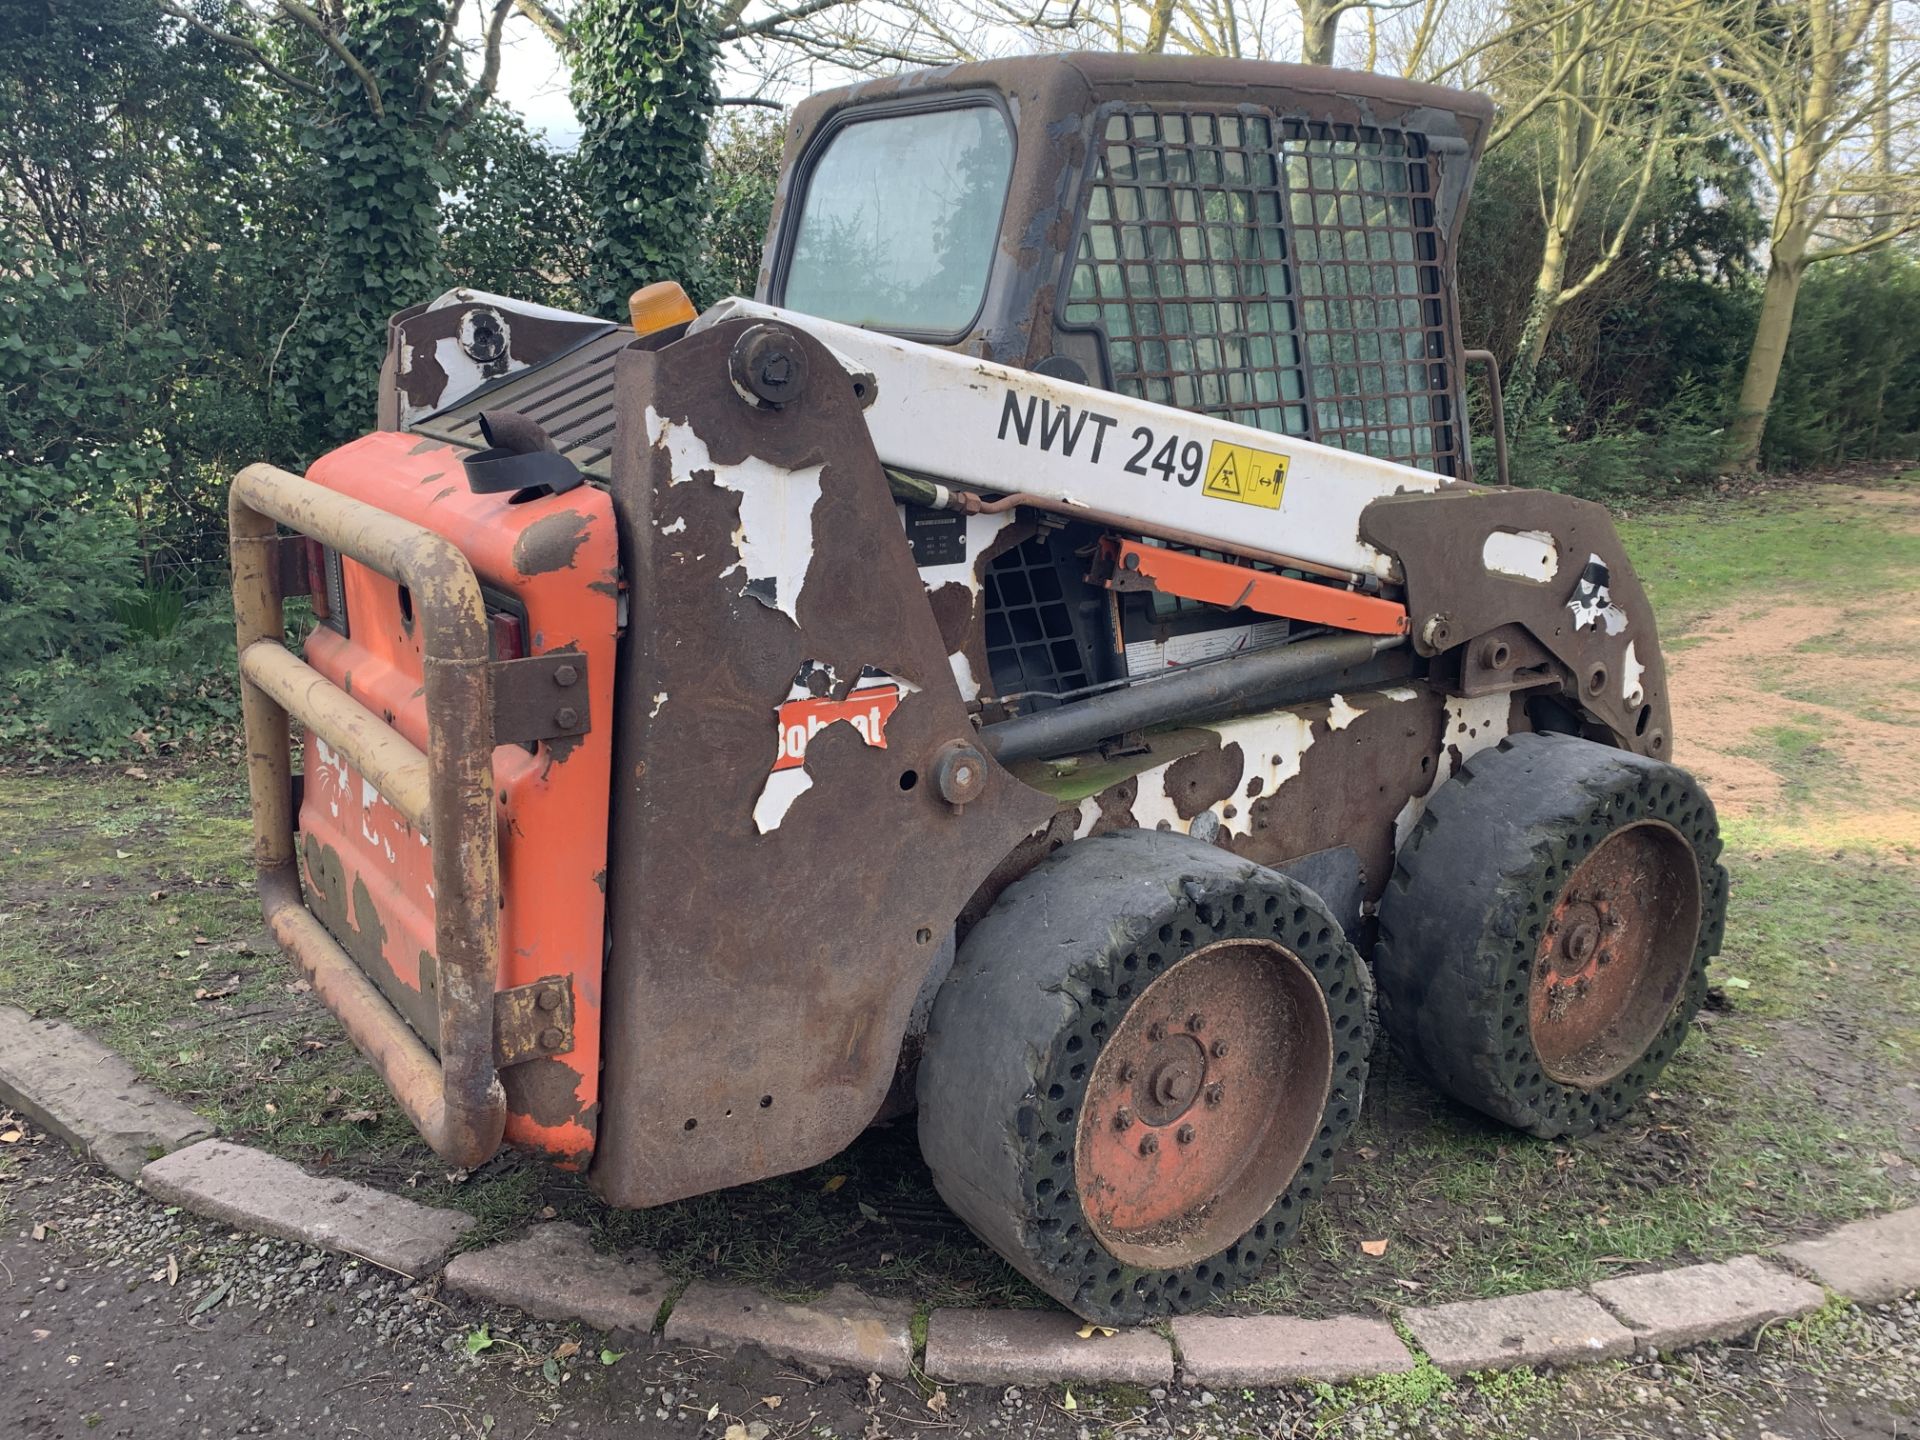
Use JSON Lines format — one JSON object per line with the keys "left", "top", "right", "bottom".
{"left": 228, "top": 54, "right": 1728, "bottom": 1324}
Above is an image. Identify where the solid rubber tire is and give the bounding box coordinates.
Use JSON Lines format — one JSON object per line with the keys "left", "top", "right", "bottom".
{"left": 917, "top": 828, "right": 1372, "bottom": 1324}
{"left": 1374, "top": 731, "right": 1729, "bottom": 1139}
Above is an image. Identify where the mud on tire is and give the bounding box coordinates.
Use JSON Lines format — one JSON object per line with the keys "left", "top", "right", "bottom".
{"left": 917, "top": 829, "right": 1371, "bottom": 1325}
{"left": 1375, "top": 732, "right": 1730, "bottom": 1139}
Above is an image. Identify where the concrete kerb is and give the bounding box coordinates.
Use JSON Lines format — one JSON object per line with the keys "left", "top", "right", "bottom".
{"left": 9, "top": 1015, "right": 1916, "bottom": 1385}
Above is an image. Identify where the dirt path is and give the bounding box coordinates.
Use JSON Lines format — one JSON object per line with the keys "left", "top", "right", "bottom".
{"left": 1665, "top": 486, "right": 1920, "bottom": 846}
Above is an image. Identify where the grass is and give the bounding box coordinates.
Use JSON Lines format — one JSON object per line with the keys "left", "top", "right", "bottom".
{"left": 1617, "top": 468, "right": 1920, "bottom": 633}
{"left": 2, "top": 473, "right": 1917, "bottom": 1318}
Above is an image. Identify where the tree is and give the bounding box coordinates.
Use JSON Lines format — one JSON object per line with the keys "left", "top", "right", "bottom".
{"left": 569, "top": 0, "right": 719, "bottom": 317}
{"left": 1706, "top": 0, "right": 1920, "bottom": 471}
{"left": 154, "top": 0, "right": 521, "bottom": 438}
{"left": 1500, "top": 0, "right": 1703, "bottom": 413}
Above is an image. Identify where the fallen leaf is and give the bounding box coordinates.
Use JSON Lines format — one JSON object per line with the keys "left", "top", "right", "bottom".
{"left": 598, "top": 1348, "right": 624, "bottom": 1366}
{"left": 925, "top": 1390, "right": 948, "bottom": 1415}
{"left": 1075, "top": 1322, "right": 1117, "bottom": 1339}
{"left": 167, "top": 1255, "right": 179, "bottom": 1287}
{"left": 761, "top": 1395, "right": 782, "bottom": 1410}
{"left": 821, "top": 1174, "right": 847, "bottom": 1193}
{"left": 464, "top": 1327, "right": 495, "bottom": 1356}
{"left": 191, "top": 1280, "right": 230, "bottom": 1317}
{"left": 31, "top": 1223, "right": 47, "bottom": 1241}
{"left": 340, "top": 1110, "right": 379, "bottom": 1125}
{"left": 1063, "top": 1389, "right": 1077, "bottom": 1412}
{"left": 1360, "top": 1238, "right": 1389, "bottom": 1257}
{"left": 857, "top": 1201, "right": 880, "bottom": 1222}
{"left": 1722, "top": 975, "right": 1752, "bottom": 991}
{"left": 553, "top": 1341, "right": 580, "bottom": 1361}
{"left": 705, "top": 1402, "right": 719, "bottom": 1421}
{"left": 725, "top": 1426, "right": 750, "bottom": 1440}
{"left": 0, "top": 1130, "right": 22, "bottom": 1144}
{"left": 114, "top": 849, "right": 131, "bottom": 860}
{"left": 538, "top": 1206, "right": 557, "bottom": 1220}
{"left": 1393, "top": 1278, "right": 1424, "bottom": 1292}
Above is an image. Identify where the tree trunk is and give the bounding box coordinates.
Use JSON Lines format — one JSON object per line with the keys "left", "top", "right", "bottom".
{"left": 1722, "top": 246, "right": 1806, "bottom": 473}
{"left": 1506, "top": 218, "right": 1572, "bottom": 418}
{"left": 1144, "top": 0, "right": 1175, "bottom": 51}
{"left": 1300, "top": 3, "right": 1341, "bottom": 66}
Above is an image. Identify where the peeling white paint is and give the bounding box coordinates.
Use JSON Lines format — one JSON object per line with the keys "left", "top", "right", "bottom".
{"left": 753, "top": 768, "right": 813, "bottom": 833}
{"left": 1325, "top": 693, "right": 1362, "bottom": 731}
{"left": 649, "top": 691, "right": 669, "bottom": 719}
{"left": 1622, "top": 641, "right": 1646, "bottom": 708}
{"left": 1481, "top": 529, "right": 1560, "bottom": 582}
{"left": 660, "top": 516, "right": 687, "bottom": 535}
{"left": 1392, "top": 692, "right": 1512, "bottom": 851}
{"left": 948, "top": 649, "right": 980, "bottom": 703}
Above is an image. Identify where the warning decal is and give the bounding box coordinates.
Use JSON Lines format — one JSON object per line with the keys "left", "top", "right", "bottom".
{"left": 1202, "top": 440, "right": 1289, "bottom": 509}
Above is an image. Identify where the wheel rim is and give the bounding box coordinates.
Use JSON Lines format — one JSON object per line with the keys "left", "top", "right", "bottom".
{"left": 1073, "top": 938, "right": 1332, "bottom": 1270}
{"left": 1529, "top": 819, "right": 1702, "bottom": 1088}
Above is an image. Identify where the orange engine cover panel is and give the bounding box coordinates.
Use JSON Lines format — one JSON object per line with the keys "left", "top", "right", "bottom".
{"left": 296, "top": 431, "right": 619, "bottom": 1165}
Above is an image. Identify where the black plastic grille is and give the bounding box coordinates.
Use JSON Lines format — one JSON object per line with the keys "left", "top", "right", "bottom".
{"left": 983, "top": 533, "right": 1094, "bottom": 706}
{"left": 1063, "top": 108, "right": 1458, "bottom": 473}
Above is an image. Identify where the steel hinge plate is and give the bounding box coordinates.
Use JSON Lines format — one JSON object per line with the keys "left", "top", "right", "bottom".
{"left": 492, "top": 651, "right": 590, "bottom": 746}
{"left": 493, "top": 975, "right": 576, "bottom": 1067}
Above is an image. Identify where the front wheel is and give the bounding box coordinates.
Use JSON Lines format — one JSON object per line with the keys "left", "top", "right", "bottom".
{"left": 1375, "top": 732, "right": 1729, "bottom": 1138}
{"left": 918, "top": 830, "right": 1371, "bottom": 1324}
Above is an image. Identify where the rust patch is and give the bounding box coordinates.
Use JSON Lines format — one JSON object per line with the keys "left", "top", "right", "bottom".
{"left": 928, "top": 580, "right": 975, "bottom": 661}
{"left": 1163, "top": 741, "right": 1245, "bottom": 821}
{"left": 503, "top": 1055, "right": 592, "bottom": 1135}
{"left": 511, "top": 508, "right": 594, "bottom": 576}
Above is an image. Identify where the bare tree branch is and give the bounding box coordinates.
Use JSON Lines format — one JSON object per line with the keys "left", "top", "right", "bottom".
{"left": 276, "top": 0, "right": 386, "bottom": 116}
{"left": 154, "top": 1, "right": 323, "bottom": 99}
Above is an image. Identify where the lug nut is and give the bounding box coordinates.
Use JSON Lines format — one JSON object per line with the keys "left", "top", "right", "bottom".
{"left": 1119, "top": 1062, "right": 1137, "bottom": 1083}
{"left": 1176, "top": 1124, "right": 1196, "bottom": 1145}
{"left": 538, "top": 1026, "right": 565, "bottom": 1050}
{"left": 1146, "top": 1021, "right": 1167, "bottom": 1042}
{"left": 1211, "top": 1038, "right": 1230, "bottom": 1059}
{"left": 1114, "top": 1107, "right": 1133, "bottom": 1131}
{"left": 553, "top": 663, "right": 579, "bottom": 688}
{"left": 1138, "top": 1134, "right": 1159, "bottom": 1156}
{"left": 1204, "top": 1082, "right": 1224, "bottom": 1107}
{"left": 536, "top": 989, "right": 562, "bottom": 1012}
{"left": 1187, "top": 1012, "right": 1206, "bottom": 1033}
{"left": 555, "top": 706, "right": 580, "bottom": 729}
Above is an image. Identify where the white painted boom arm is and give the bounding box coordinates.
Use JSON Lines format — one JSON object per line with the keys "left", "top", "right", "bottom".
{"left": 695, "top": 299, "right": 1468, "bottom": 583}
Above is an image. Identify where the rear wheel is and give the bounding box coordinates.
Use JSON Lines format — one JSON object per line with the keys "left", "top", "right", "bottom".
{"left": 919, "top": 830, "right": 1370, "bottom": 1324}
{"left": 1375, "top": 732, "right": 1729, "bottom": 1138}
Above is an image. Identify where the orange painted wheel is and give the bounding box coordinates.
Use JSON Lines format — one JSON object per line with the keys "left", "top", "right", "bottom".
{"left": 1074, "top": 939, "right": 1331, "bottom": 1270}
{"left": 1529, "top": 821, "right": 1701, "bottom": 1088}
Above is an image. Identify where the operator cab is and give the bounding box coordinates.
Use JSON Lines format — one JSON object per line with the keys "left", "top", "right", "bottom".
{"left": 762, "top": 55, "right": 1493, "bottom": 711}
{"left": 762, "top": 54, "right": 1492, "bottom": 479}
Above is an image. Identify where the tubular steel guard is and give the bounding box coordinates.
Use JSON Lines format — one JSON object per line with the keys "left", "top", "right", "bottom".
{"left": 228, "top": 462, "right": 506, "bottom": 1169}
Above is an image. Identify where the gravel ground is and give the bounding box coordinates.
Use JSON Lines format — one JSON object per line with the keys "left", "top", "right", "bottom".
{"left": 2, "top": 1114, "right": 1915, "bottom": 1439}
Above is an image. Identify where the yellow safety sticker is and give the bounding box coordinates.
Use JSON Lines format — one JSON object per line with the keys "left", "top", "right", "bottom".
{"left": 1202, "top": 440, "right": 1289, "bottom": 509}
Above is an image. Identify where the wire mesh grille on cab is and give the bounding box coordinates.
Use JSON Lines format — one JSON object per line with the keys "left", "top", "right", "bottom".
{"left": 1063, "top": 108, "right": 1459, "bottom": 474}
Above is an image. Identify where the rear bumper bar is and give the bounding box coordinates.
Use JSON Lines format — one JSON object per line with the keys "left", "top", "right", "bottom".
{"left": 228, "top": 462, "right": 505, "bottom": 1169}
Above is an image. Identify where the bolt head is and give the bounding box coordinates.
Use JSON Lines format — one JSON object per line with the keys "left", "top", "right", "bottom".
{"left": 1210, "top": 1038, "right": 1229, "bottom": 1059}
{"left": 1113, "top": 1107, "right": 1133, "bottom": 1131}
{"left": 553, "top": 663, "right": 579, "bottom": 688}
{"left": 1176, "top": 1124, "right": 1196, "bottom": 1145}
{"left": 535, "top": 989, "right": 562, "bottom": 1012}
{"left": 1146, "top": 1021, "right": 1167, "bottom": 1043}
{"left": 1204, "top": 1082, "right": 1224, "bottom": 1107}
{"left": 1118, "top": 1062, "right": 1137, "bottom": 1083}
{"left": 1187, "top": 1012, "right": 1206, "bottom": 1033}
{"left": 1138, "top": 1134, "right": 1159, "bottom": 1156}
{"left": 555, "top": 706, "right": 580, "bottom": 729}
{"left": 538, "top": 1026, "right": 565, "bottom": 1051}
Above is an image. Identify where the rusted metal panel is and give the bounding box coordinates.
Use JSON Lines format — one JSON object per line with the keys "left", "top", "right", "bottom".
{"left": 1359, "top": 486, "right": 1672, "bottom": 756}
{"left": 493, "top": 976, "right": 577, "bottom": 1069}
{"left": 591, "top": 317, "right": 1056, "bottom": 1208}
{"left": 492, "top": 651, "right": 591, "bottom": 746}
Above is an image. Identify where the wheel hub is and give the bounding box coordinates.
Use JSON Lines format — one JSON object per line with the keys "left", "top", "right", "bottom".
{"left": 1530, "top": 820, "right": 1701, "bottom": 1087}
{"left": 1074, "top": 939, "right": 1331, "bottom": 1270}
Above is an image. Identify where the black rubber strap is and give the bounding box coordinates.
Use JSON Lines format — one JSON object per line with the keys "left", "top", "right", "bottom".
{"left": 462, "top": 446, "right": 583, "bottom": 496}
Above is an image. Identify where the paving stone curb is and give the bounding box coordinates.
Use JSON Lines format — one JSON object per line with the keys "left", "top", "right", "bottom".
{"left": 664, "top": 1281, "right": 915, "bottom": 1379}
{"left": 20, "top": 1013, "right": 1916, "bottom": 1387}
{"left": 1590, "top": 1255, "right": 1824, "bottom": 1350}
{"left": 0, "top": 1005, "right": 214, "bottom": 1181}
{"left": 1171, "top": 1314, "right": 1415, "bottom": 1386}
{"left": 1405, "top": 1287, "right": 1635, "bottom": 1376}
{"left": 924, "top": 1308, "right": 1175, "bottom": 1385}
{"left": 443, "top": 1222, "right": 673, "bottom": 1336}
{"left": 140, "top": 1139, "right": 473, "bottom": 1278}
{"left": 1777, "top": 1208, "right": 1920, "bottom": 1304}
